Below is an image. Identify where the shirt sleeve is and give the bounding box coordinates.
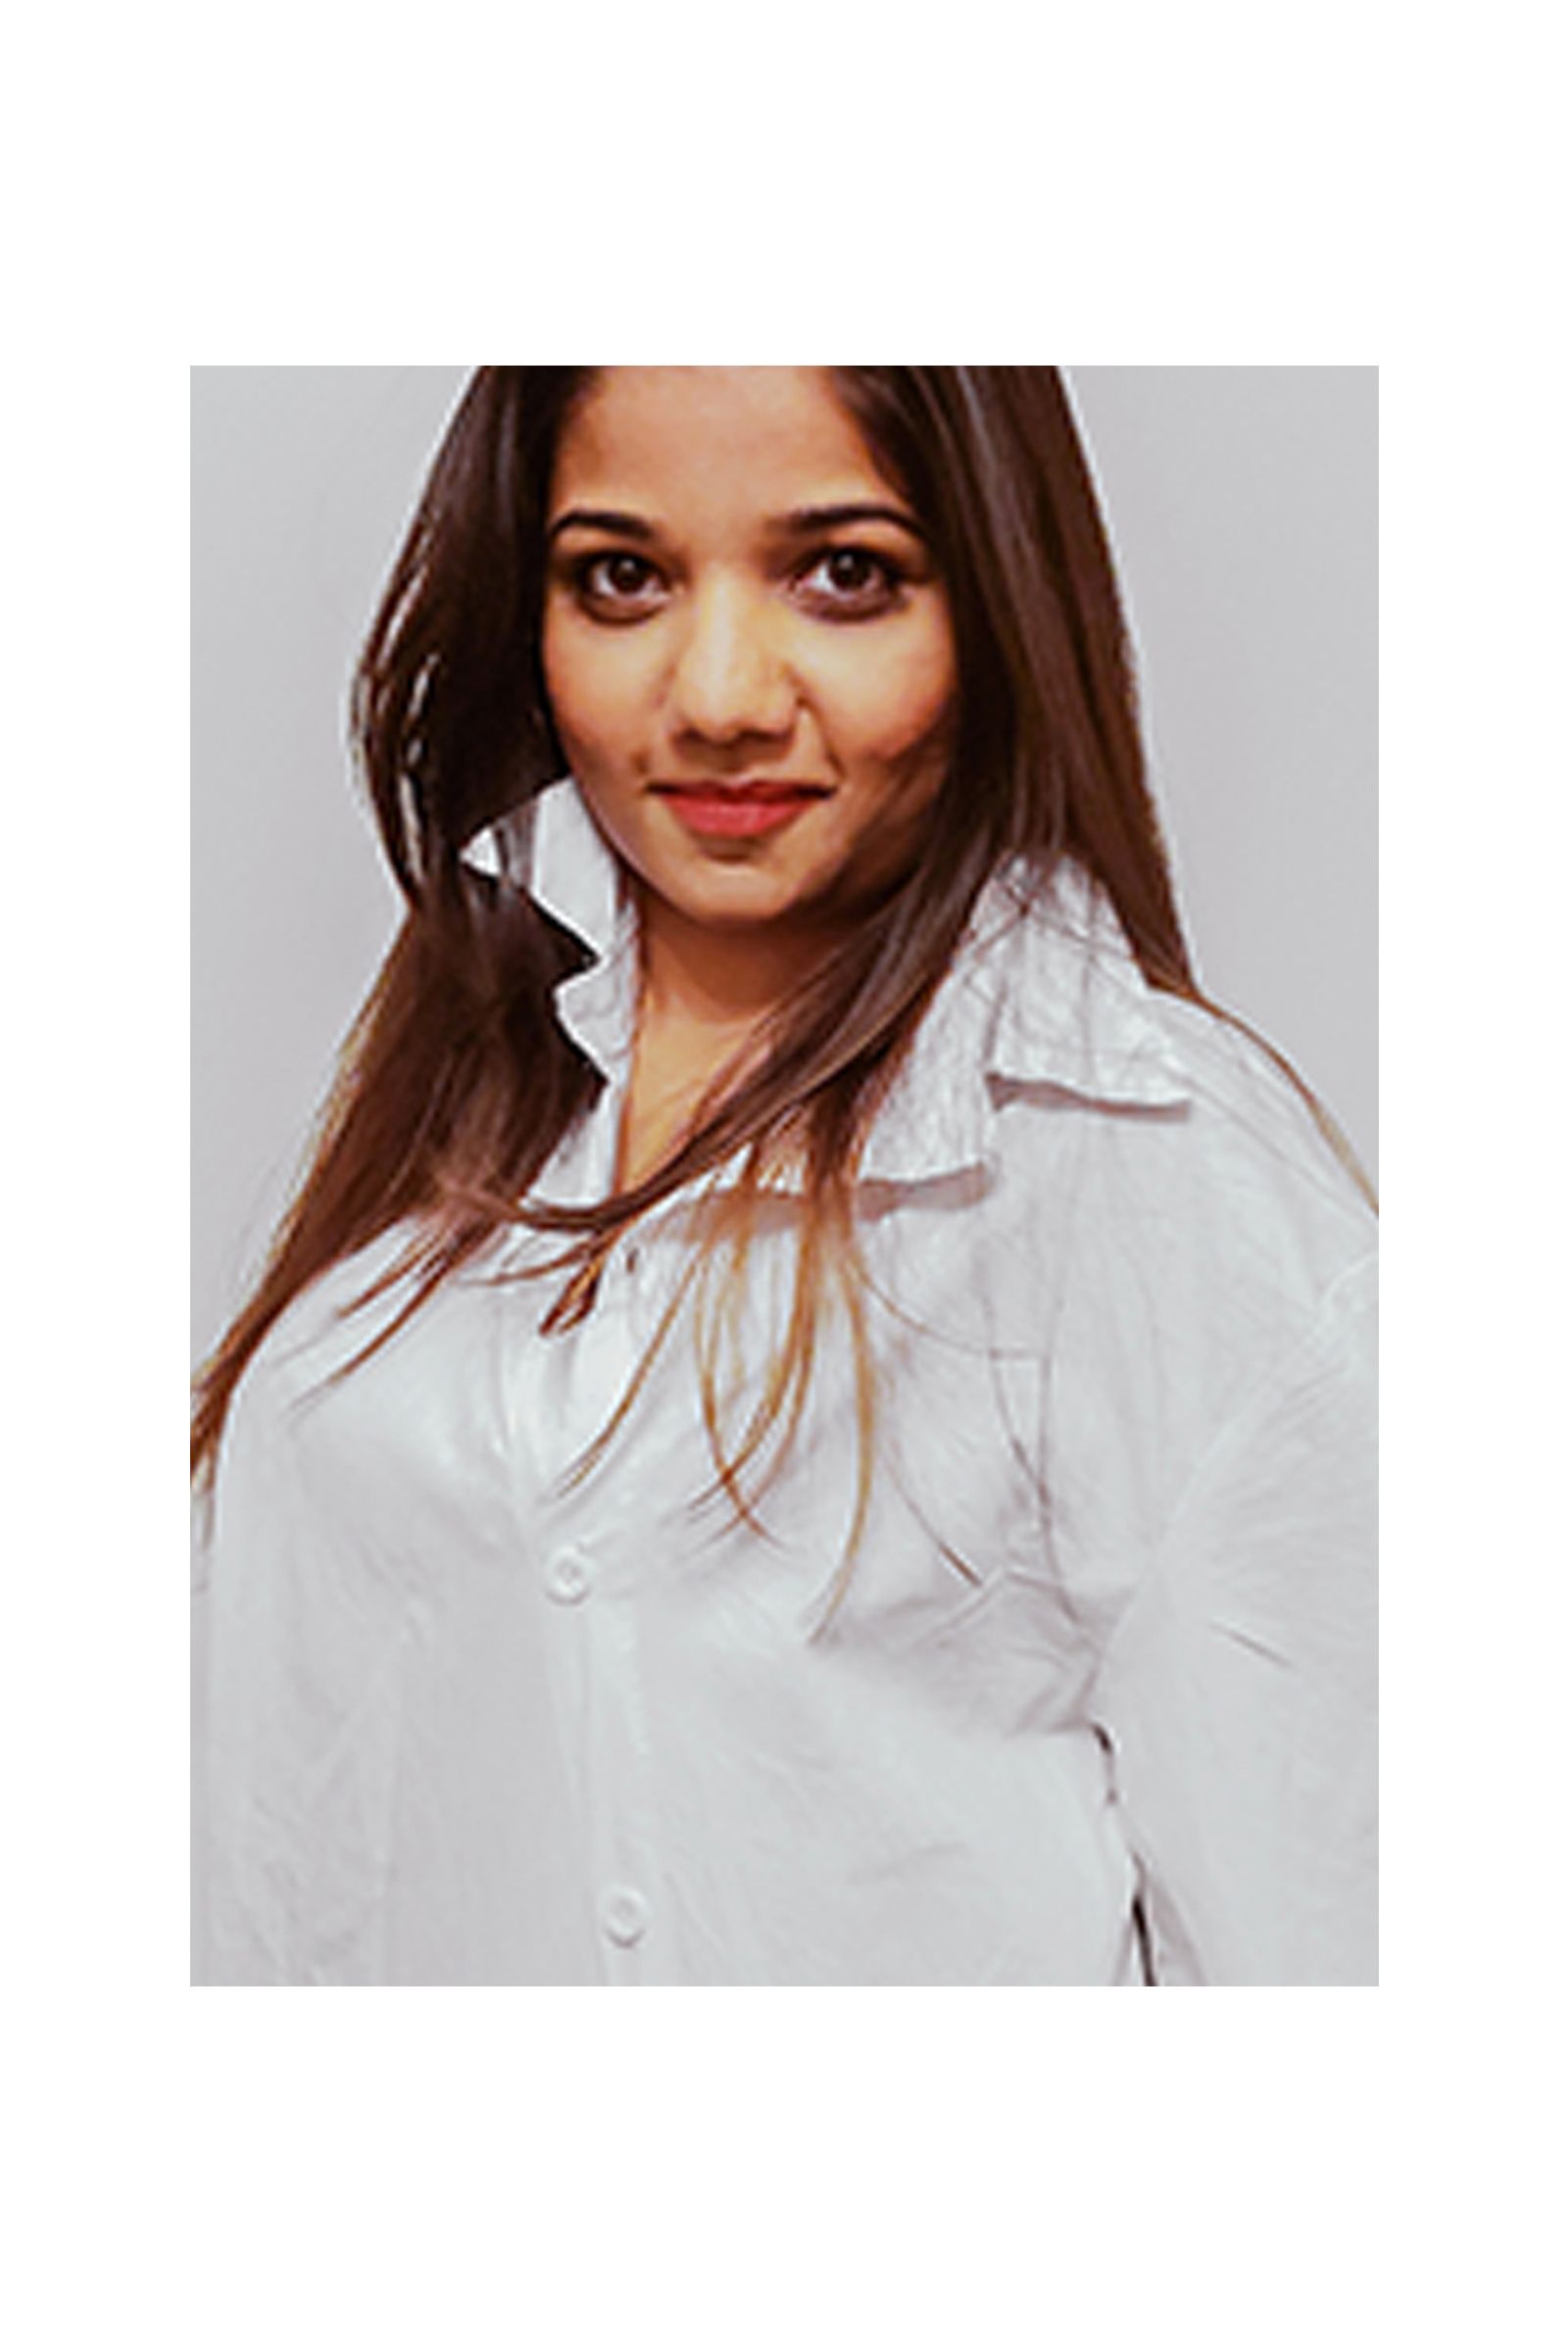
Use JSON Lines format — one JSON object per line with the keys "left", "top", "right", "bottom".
{"left": 1089, "top": 1252, "right": 1377, "bottom": 1985}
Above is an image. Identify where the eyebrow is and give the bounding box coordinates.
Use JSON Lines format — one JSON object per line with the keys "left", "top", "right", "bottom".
{"left": 546, "top": 500, "right": 926, "bottom": 544}
{"left": 547, "top": 507, "right": 658, "bottom": 545}
{"left": 779, "top": 502, "right": 925, "bottom": 539}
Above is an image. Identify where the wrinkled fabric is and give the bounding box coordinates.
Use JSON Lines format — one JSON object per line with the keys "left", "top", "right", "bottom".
{"left": 195, "top": 778, "right": 1376, "bottom": 1986}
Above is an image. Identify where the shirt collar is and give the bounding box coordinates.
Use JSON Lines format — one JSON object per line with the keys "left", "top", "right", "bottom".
{"left": 465, "top": 780, "right": 637, "bottom": 1081}
{"left": 463, "top": 777, "right": 1191, "bottom": 1186}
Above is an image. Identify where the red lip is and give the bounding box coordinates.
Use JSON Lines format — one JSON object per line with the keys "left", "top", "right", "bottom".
{"left": 652, "top": 781, "right": 829, "bottom": 840}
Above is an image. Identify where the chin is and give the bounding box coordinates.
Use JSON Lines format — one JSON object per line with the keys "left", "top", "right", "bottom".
{"left": 681, "top": 882, "right": 806, "bottom": 931}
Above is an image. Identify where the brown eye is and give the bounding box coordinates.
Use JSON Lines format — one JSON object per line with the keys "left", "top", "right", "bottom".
{"left": 574, "top": 552, "right": 665, "bottom": 612}
{"left": 798, "top": 545, "right": 905, "bottom": 615}
{"left": 825, "top": 550, "right": 880, "bottom": 592}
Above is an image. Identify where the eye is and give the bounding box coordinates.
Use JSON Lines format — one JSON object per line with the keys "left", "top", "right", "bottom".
{"left": 796, "top": 545, "right": 906, "bottom": 616}
{"left": 570, "top": 550, "right": 666, "bottom": 616}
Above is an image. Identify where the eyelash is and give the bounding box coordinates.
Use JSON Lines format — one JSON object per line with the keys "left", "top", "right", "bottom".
{"left": 565, "top": 546, "right": 909, "bottom": 622}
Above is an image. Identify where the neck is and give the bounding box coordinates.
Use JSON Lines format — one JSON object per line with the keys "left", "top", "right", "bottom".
{"left": 635, "top": 888, "right": 837, "bottom": 1037}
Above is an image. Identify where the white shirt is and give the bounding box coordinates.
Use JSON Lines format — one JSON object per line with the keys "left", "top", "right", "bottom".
{"left": 195, "top": 779, "right": 1376, "bottom": 1986}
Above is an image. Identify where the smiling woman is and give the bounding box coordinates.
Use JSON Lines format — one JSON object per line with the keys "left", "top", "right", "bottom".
{"left": 540, "top": 369, "right": 961, "bottom": 1185}
{"left": 192, "top": 368, "right": 1376, "bottom": 1988}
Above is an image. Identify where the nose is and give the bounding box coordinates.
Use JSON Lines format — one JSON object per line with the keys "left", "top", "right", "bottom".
{"left": 666, "top": 575, "right": 797, "bottom": 747}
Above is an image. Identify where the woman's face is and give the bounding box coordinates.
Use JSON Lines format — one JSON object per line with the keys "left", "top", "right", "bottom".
{"left": 541, "top": 368, "right": 957, "bottom": 962}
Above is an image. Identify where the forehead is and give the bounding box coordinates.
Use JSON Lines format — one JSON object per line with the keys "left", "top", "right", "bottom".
{"left": 550, "top": 368, "right": 897, "bottom": 515}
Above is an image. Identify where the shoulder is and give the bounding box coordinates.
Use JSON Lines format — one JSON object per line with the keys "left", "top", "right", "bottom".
{"left": 1117, "top": 985, "right": 1374, "bottom": 1309}
{"left": 956, "top": 884, "right": 1375, "bottom": 1581}
{"left": 973, "top": 861, "right": 1374, "bottom": 1319}
{"left": 949, "top": 872, "right": 1375, "bottom": 1505}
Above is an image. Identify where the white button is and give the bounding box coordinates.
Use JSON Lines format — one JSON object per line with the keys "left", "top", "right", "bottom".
{"left": 600, "top": 1886, "right": 649, "bottom": 1947}
{"left": 545, "top": 1546, "right": 593, "bottom": 1604}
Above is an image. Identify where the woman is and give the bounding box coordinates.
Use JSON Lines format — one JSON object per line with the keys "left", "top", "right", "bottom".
{"left": 192, "top": 367, "right": 1376, "bottom": 1986}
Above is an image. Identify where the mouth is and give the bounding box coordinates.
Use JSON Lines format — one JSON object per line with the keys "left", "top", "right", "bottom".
{"left": 650, "top": 780, "right": 831, "bottom": 841}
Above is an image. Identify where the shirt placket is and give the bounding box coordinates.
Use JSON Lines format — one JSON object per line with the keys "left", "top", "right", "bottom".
{"left": 564, "top": 1232, "right": 678, "bottom": 1982}
{"left": 514, "top": 1060, "right": 679, "bottom": 1982}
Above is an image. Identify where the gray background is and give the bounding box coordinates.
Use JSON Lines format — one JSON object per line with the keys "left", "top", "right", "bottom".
{"left": 191, "top": 367, "right": 1376, "bottom": 1365}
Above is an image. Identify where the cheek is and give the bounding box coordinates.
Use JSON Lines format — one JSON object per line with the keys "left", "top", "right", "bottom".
{"left": 541, "top": 622, "right": 637, "bottom": 766}
{"left": 824, "top": 635, "right": 957, "bottom": 767}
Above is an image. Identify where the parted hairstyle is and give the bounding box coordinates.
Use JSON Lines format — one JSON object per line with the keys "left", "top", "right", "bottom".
{"left": 191, "top": 368, "right": 1362, "bottom": 1558}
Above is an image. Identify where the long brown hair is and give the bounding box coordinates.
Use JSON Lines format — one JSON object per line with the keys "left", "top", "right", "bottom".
{"left": 191, "top": 368, "right": 1360, "bottom": 1527}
